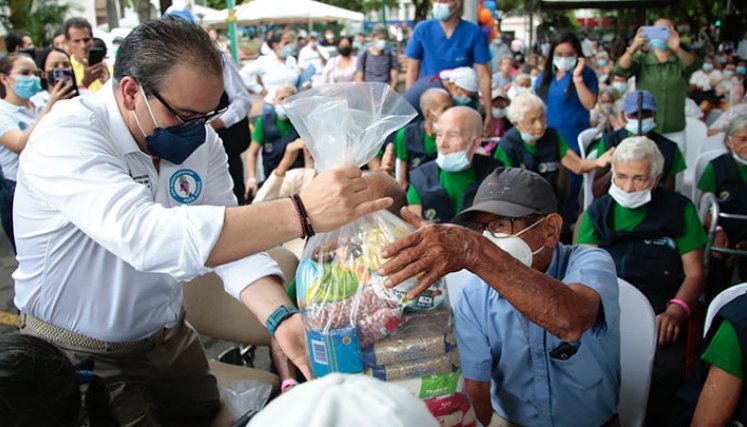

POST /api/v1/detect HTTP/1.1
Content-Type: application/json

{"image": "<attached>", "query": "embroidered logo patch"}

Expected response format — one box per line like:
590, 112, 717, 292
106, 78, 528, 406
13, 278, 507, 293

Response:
169, 169, 202, 204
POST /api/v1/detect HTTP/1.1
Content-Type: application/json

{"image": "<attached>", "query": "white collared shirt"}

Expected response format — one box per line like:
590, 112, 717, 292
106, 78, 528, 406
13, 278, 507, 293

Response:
240, 52, 300, 104
220, 51, 251, 129
0, 99, 41, 181
13, 82, 283, 342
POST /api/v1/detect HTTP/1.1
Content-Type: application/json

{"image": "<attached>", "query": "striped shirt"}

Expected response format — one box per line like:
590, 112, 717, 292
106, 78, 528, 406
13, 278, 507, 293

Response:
356, 48, 400, 84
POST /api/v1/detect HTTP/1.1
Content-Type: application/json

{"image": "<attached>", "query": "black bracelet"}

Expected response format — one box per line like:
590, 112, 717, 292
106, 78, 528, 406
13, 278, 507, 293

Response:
292, 194, 315, 238
288, 196, 307, 239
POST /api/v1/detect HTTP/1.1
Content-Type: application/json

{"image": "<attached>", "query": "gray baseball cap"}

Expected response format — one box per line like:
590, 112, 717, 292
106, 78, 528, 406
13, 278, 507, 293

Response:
453, 167, 558, 224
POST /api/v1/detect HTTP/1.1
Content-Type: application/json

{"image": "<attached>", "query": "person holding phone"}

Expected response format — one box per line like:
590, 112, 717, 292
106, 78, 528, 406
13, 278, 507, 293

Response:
63, 17, 111, 93
32, 47, 85, 109
0, 53, 73, 250
614, 18, 702, 147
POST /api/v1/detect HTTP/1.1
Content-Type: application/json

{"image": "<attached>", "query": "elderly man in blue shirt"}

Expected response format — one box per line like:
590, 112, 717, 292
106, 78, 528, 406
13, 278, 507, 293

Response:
379, 167, 621, 426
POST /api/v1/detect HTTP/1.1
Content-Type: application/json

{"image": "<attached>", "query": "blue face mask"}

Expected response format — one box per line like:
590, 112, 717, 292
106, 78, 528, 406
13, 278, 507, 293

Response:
279, 45, 292, 59
625, 116, 657, 135
275, 104, 288, 121
375, 39, 387, 51
724, 69, 735, 77
518, 125, 538, 143
132, 85, 207, 164
703, 63, 714, 72
649, 39, 669, 51
716, 55, 727, 63
436, 141, 472, 172
736, 66, 746, 75
14, 75, 43, 100
432, 2, 452, 21
453, 94, 471, 106
596, 59, 608, 67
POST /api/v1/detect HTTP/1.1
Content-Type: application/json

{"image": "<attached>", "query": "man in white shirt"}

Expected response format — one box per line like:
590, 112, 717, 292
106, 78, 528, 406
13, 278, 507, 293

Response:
13, 17, 390, 426
736, 30, 747, 60
297, 31, 329, 87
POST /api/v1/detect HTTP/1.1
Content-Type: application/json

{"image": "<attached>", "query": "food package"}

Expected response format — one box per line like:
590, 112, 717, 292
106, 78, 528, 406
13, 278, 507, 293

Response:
284, 83, 448, 377
366, 350, 460, 381
387, 370, 464, 399
424, 393, 478, 427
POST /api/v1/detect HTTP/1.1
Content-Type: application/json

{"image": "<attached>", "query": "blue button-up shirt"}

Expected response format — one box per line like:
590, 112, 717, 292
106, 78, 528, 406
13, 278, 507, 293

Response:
454, 244, 620, 426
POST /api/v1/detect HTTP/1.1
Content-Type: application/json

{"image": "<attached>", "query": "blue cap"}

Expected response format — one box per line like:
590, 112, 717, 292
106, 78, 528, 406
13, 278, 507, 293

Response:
623, 90, 657, 114
164, 4, 195, 22
309, 31, 320, 39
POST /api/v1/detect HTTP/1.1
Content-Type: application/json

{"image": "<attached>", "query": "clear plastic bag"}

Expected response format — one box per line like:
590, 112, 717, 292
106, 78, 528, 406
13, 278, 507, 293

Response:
217, 380, 272, 420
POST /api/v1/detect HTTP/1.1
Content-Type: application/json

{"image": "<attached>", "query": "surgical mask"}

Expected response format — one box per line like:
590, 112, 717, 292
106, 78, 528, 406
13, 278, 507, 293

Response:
453, 93, 471, 105
432, 2, 452, 21
325, 33, 334, 41
649, 39, 669, 51
353, 41, 362, 50
596, 59, 608, 67
494, 38, 503, 45
275, 104, 288, 120
737, 66, 746, 75
436, 142, 472, 172
13, 75, 43, 100
279, 45, 292, 59
482, 217, 546, 267
132, 84, 207, 164
553, 56, 576, 73
612, 82, 628, 93
609, 178, 652, 209
703, 63, 714, 72
625, 116, 656, 135
734, 153, 747, 167
492, 107, 506, 118
515, 86, 529, 95
724, 69, 735, 77
375, 39, 387, 51
716, 55, 726, 63
518, 124, 538, 143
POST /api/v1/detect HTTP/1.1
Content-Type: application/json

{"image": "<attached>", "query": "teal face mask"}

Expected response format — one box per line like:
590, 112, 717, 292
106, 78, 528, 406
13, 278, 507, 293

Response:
649, 39, 669, 51
13, 75, 42, 100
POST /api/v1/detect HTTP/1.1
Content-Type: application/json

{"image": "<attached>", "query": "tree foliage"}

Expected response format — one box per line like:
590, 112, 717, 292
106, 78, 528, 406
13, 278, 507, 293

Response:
0, 0, 70, 46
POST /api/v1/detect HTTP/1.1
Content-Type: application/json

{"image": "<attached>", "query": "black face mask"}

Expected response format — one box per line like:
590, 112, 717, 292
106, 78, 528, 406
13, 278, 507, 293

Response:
338, 47, 352, 57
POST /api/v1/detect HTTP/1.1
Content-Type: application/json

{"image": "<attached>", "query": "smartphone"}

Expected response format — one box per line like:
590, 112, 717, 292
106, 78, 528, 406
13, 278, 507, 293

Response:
641, 26, 670, 40
88, 47, 106, 66
47, 68, 80, 97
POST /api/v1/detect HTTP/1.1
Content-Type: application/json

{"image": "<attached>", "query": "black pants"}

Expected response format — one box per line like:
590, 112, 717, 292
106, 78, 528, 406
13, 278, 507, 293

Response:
0, 178, 16, 252
217, 117, 251, 205
646, 333, 687, 426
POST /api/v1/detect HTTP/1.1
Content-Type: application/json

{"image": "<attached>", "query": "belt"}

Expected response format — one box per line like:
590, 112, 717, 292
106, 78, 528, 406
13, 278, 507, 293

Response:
19, 313, 152, 352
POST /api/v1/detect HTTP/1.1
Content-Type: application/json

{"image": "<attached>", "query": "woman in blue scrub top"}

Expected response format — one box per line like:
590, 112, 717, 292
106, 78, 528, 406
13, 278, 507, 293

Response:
535, 32, 598, 231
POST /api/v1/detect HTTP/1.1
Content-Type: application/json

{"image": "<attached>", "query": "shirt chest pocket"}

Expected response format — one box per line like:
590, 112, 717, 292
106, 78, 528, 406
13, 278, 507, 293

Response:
549, 343, 606, 390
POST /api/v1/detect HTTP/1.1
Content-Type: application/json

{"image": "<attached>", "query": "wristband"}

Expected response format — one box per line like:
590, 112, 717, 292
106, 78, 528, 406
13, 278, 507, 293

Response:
289, 196, 307, 239
265, 305, 299, 338
246, 177, 257, 184
668, 298, 692, 318
281, 379, 299, 392
291, 193, 316, 238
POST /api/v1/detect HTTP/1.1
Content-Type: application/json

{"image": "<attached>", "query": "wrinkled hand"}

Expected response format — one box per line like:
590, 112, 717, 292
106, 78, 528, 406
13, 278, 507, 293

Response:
656, 305, 685, 346
244, 180, 258, 200
711, 228, 729, 260
299, 166, 393, 233
573, 57, 586, 79
273, 314, 311, 380
378, 208, 483, 299
380, 143, 395, 175
631, 28, 648, 52
596, 146, 615, 169
667, 29, 681, 51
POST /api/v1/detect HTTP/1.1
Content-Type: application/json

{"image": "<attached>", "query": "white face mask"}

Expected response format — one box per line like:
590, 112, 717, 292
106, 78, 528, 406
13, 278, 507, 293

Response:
733, 152, 747, 166
625, 116, 656, 135
436, 142, 473, 172
492, 107, 507, 118
612, 82, 628, 93
608, 178, 652, 209
482, 217, 546, 267
553, 56, 577, 73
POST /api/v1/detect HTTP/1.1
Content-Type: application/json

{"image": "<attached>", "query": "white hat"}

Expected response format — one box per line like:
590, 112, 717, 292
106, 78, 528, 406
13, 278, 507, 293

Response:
439, 67, 479, 93
248, 373, 439, 427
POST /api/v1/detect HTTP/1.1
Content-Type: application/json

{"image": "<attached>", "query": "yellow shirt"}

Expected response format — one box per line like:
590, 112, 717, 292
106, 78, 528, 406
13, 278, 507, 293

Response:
71, 55, 113, 94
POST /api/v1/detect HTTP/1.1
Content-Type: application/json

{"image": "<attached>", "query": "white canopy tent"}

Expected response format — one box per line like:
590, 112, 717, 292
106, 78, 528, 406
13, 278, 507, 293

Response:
203, 0, 364, 28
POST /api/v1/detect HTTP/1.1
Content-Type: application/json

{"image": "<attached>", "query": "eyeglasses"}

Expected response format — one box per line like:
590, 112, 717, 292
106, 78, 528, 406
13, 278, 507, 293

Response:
464, 215, 544, 236
149, 90, 228, 125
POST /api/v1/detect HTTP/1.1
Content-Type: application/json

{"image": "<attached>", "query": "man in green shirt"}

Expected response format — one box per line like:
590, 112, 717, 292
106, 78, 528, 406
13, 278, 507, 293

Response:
576, 136, 707, 426
243, 84, 302, 200
407, 106, 500, 223
613, 18, 702, 145
392, 88, 452, 188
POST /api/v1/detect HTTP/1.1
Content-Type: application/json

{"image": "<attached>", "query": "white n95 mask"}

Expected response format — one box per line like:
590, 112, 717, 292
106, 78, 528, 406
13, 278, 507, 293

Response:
482, 217, 545, 266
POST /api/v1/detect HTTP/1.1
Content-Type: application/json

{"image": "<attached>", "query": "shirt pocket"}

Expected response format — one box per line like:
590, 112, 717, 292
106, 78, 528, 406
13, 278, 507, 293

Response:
549, 343, 605, 390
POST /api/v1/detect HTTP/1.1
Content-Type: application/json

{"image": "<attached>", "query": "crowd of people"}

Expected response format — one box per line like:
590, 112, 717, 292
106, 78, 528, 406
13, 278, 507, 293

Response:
1, 0, 747, 425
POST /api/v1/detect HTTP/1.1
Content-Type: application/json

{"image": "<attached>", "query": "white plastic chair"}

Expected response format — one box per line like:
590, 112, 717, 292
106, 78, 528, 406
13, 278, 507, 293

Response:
618, 278, 657, 427
699, 132, 726, 157
582, 150, 599, 211
577, 128, 602, 160
703, 283, 747, 337
681, 118, 709, 197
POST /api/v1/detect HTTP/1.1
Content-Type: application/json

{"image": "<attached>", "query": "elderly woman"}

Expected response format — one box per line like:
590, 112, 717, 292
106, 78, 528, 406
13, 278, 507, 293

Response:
590, 86, 623, 134
698, 115, 747, 293
577, 136, 707, 426
493, 93, 613, 215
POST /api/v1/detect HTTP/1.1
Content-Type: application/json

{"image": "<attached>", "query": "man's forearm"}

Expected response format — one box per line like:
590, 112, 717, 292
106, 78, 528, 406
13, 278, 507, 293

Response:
618, 49, 634, 70
673, 46, 694, 67
477, 64, 493, 122
470, 240, 600, 341
207, 198, 301, 267
465, 380, 492, 426
239, 274, 294, 326
405, 59, 419, 88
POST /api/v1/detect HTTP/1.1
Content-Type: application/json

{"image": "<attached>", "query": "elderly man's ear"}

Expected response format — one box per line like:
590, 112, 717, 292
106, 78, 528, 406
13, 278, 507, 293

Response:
541, 213, 564, 248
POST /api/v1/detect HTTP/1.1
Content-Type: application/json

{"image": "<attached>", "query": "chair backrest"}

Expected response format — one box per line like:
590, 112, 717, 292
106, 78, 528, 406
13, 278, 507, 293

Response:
699, 132, 726, 158
691, 149, 727, 204
617, 278, 657, 427
684, 118, 708, 171
704, 282, 747, 337
577, 128, 602, 160
582, 150, 599, 211
182, 246, 299, 346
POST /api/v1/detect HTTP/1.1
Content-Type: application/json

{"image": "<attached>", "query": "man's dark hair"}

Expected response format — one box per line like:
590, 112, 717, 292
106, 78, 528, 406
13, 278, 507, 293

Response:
63, 17, 93, 39
6, 31, 30, 52
113, 16, 224, 93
